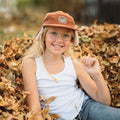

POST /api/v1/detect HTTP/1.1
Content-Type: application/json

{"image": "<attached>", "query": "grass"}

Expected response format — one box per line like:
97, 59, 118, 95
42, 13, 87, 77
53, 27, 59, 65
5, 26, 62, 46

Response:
0, 26, 39, 45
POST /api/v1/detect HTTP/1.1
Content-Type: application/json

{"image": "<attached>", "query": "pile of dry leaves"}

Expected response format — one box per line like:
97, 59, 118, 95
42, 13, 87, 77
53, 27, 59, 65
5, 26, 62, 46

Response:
0, 22, 120, 120
0, 33, 60, 120
74, 21, 120, 108
0, 34, 33, 120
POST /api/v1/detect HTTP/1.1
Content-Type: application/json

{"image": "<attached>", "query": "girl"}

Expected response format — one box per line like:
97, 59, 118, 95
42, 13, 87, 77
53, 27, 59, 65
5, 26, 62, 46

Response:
22, 11, 120, 120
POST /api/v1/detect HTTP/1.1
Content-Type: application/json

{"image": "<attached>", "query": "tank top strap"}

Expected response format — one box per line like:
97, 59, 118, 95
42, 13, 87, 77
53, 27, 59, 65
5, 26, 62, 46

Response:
63, 56, 77, 80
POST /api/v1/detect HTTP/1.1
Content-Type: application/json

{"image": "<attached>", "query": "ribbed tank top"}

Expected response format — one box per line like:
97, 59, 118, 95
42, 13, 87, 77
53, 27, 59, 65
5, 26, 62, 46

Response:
35, 56, 88, 120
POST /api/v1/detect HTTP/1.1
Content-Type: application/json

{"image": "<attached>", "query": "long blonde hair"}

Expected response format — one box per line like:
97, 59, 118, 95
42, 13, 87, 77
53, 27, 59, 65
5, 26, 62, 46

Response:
22, 27, 79, 61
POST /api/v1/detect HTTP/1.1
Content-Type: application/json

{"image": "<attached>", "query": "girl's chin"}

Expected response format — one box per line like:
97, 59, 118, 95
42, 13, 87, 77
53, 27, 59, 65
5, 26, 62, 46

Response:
49, 49, 64, 55
52, 51, 63, 56
51, 48, 63, 55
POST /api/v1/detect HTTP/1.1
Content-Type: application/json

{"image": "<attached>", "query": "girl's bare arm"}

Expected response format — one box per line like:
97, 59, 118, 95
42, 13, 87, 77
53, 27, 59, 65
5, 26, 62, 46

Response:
73, 58, 111, 106
22, 58, 43, 120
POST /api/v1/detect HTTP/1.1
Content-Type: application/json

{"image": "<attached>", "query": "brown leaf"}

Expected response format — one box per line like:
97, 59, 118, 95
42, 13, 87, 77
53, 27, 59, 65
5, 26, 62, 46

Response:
104, 23, 114, 31
50, 113, 60, 119
11, 42, 18, 51
1, 112, 12, 119
5, 47, 13, 56
42, 106, 52, 120
45, 96, 56, 105
0, 82, 5, 90
109, 56, 119, 63
0, 98, 12, 107
41, 94, 46, 102
22, 91, 30, 100
0, 55, 6, 64
116, 102, 120, 107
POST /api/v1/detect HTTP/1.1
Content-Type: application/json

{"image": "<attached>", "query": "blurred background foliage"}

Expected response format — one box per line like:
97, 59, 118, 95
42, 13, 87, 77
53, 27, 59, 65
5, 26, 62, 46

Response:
17, 0, 83, 12
0, 0, 120, 45
16, 0, 84, 23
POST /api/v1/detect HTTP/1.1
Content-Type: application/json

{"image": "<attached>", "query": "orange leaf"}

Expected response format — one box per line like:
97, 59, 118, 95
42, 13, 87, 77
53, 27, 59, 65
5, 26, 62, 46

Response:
41, 95, 46, 102
6, 47, 13, 56
45, 96, 56, 104
50, 113, 60, 119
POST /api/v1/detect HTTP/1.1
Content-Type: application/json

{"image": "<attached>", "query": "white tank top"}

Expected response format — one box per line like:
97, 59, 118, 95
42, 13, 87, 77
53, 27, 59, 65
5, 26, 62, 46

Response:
35, 56, 88, 120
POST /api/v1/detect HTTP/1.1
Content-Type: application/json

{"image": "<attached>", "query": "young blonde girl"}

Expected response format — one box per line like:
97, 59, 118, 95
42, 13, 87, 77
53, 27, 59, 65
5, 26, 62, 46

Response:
22, 11, 120, 120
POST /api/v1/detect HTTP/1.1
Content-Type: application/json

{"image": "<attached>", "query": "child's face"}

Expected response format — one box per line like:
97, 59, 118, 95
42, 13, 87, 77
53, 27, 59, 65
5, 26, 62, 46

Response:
45, 27, 73, 56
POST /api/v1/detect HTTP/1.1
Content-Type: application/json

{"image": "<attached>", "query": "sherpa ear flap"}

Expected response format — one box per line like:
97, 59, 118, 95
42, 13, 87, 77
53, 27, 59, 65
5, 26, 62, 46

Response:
35, 27, 44, 41
74, 31, 79, 46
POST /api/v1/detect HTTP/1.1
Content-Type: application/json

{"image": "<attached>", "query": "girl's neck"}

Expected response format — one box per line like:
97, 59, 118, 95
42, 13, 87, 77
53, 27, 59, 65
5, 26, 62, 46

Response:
42, 53, 64, 65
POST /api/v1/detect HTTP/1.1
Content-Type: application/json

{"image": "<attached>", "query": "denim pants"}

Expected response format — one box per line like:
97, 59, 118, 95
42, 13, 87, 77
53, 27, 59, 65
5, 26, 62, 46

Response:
75, 98, 120, 120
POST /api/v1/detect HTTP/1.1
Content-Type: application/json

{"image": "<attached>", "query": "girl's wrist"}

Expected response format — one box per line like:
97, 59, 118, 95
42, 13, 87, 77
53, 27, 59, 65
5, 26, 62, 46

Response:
89, 70, 101, 76
89, 70, 102, 80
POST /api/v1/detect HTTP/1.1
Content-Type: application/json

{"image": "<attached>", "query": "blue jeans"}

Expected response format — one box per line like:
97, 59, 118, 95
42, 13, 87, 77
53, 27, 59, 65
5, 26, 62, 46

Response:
75, 98, 120, 120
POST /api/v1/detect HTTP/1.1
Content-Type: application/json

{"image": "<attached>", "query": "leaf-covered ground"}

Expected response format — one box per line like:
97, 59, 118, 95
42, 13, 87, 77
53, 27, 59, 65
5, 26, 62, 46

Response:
0, 22, 120, 120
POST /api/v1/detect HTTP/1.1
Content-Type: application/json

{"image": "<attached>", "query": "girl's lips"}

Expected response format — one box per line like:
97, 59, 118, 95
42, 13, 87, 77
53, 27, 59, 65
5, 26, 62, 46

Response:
52, 44, 64, 48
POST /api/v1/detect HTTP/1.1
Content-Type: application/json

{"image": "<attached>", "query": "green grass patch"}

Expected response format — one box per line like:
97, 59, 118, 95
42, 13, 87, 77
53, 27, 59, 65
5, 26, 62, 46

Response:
0, 28, 38, 45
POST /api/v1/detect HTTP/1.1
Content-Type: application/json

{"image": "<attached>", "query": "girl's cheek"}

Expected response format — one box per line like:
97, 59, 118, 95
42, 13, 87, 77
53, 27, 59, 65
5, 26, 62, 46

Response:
46, 36, 54, 42
65, 41, 71, 46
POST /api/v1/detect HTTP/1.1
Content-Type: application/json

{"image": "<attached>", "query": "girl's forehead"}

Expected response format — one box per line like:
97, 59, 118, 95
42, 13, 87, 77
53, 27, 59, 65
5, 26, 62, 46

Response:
47, 27, 73, 33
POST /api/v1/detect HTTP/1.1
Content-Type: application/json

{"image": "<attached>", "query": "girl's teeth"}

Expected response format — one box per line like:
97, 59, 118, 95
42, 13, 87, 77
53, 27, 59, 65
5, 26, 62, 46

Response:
53, 44, 62, 48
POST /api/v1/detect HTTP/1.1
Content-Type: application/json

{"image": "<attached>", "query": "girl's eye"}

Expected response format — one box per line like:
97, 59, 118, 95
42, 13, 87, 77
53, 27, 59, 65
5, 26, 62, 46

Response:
64, 34, 70, 38
51, 32, 57, 36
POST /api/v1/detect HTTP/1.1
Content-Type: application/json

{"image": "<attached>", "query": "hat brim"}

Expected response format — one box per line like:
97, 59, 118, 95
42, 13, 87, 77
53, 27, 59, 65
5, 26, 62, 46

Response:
42, 24, 78, 31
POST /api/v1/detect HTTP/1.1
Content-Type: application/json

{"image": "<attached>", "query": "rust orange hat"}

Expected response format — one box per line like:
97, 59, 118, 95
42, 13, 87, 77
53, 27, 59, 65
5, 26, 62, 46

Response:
42, 11, 77, 31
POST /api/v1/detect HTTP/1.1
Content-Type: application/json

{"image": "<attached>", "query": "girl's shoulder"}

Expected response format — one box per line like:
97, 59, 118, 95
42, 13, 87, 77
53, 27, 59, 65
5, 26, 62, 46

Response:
22, 58, 36, 73
22, 57, 36, 65
71, 58, 84, 76
71, 56, 81, 65
72, 59, 83, 68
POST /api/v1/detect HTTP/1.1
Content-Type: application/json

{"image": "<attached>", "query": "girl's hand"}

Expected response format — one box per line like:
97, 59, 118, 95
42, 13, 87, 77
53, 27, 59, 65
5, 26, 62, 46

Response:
81, 57, 101, 75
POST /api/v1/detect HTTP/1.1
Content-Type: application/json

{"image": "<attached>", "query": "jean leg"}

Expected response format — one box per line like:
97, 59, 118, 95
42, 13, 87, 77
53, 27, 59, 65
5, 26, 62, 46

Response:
74, 98, 120, 120
88, 101, 120, 120
75, 99, 95, 120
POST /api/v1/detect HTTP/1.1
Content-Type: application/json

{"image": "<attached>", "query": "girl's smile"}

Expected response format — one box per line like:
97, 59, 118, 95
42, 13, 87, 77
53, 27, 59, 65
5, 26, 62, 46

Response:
52, 43, 64, 50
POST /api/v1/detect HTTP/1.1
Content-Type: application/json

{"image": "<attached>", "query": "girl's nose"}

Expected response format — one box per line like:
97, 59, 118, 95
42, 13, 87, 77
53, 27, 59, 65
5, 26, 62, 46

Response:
55, 35, 63, 43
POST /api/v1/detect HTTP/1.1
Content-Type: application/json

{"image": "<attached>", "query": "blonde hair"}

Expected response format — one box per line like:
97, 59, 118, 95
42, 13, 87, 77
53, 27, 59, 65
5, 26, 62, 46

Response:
22, 27, 79, 61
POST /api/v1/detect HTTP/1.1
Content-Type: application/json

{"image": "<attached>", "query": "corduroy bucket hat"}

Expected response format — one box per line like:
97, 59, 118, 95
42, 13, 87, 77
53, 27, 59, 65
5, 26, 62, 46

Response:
42, 11, 78, 31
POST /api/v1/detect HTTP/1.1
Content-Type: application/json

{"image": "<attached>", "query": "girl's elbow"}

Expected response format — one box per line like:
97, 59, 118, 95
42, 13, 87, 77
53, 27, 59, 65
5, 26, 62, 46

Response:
96, 96, 111, 106
104, 101, 110, 106
102, 98, 111, 106
105, 95, 111, 106
106, 98, 111, 106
